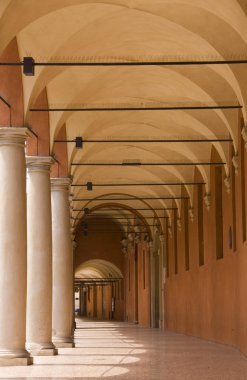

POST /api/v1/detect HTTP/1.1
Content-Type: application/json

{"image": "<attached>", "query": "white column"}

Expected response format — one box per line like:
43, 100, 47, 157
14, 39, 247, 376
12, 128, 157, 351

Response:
0, 128, 32, 366
72, 240, 77, 331
26, 156, 57, 356
51, 178, 74, 347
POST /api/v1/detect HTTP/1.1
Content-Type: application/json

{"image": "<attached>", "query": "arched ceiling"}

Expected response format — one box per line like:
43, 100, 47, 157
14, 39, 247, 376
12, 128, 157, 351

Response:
1, 0, 246, 235
75, 259, 123, 279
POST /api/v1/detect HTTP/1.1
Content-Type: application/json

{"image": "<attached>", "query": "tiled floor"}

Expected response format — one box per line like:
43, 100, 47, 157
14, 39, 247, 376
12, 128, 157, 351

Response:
1, 318, 247, 379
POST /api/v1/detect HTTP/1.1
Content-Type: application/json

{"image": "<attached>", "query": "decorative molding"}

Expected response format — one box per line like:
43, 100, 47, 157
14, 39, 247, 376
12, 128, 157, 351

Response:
232, 155, 239, 175
122, 247, 127, 255
168, 225, 172, 237
241, 125, 247, 150
134, 234, 141, 244
0, 127, 28, 147
121, 238, 128, 248
188, 207, 194, 222
159, 234, 165, 243
177, 218, 182, 231
204, 193, 211, 210
134, 225, 141, 233
51, 177, 71, 192
127, 232, 134, 242
224, 176, 231, 193
26, 156, 54, 173
154, 225, 160, 234
144, 234, 150, 243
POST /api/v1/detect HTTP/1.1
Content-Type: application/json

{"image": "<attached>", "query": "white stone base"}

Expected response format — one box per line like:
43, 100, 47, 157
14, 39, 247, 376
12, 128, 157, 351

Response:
54, 342, 74, 348
0, 357, 33, 366
29, 348, 58, 356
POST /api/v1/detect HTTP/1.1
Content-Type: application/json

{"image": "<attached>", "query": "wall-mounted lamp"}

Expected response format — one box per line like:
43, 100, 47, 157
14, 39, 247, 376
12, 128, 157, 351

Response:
75, 137, 83, 149
23, 57, 35, 76
86, 182, 93, 191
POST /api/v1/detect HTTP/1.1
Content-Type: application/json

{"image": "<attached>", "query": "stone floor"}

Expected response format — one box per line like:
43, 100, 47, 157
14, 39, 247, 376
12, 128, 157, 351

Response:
1, 318, 247, 379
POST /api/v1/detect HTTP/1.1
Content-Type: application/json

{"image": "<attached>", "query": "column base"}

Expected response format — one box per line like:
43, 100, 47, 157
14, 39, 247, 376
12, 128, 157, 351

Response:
29, 348, 58, 356
0, 357, 33, 366
52, 336, 74, 348
54, 342, 74, 348
26, 342, 57, 356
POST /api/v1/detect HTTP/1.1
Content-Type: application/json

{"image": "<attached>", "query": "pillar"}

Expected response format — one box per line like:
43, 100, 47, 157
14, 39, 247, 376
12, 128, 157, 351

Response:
26, 156, 57, 356
0, 128, 32, 366
51, 178, 74, 348
72, 240, 77, 330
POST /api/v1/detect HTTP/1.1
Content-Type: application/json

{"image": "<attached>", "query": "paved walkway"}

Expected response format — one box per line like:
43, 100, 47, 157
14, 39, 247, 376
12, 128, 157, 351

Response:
1, 319, 247, 379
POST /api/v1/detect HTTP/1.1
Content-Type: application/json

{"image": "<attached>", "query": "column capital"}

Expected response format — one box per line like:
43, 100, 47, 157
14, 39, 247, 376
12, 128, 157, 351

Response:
159, 234, 165, 243
72, 241, 77, 250
232, 155, 238, 175
51, 177, 71, 192
26, 156, 54, 173
204, 193, 211, 210
0, 127, 28, 147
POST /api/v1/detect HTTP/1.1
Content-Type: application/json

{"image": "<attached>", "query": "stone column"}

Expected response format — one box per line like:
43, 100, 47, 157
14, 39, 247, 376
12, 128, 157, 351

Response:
72, 240, 77, 330
0, 128, 32, 366
26, 156, 57, 356
51, 178, 74, 348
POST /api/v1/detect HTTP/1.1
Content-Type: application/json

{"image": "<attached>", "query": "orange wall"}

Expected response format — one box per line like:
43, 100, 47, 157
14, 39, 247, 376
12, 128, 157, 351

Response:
125, 240, 151, 327
165, 132, 247, 357
137, 242, 151, 327
0, 38, 24, 127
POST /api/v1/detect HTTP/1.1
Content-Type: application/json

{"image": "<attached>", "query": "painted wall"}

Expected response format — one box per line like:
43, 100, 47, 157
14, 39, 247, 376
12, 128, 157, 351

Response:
125, 240, 151, 327
164, 129, 247, 357
0, 38, 24, 128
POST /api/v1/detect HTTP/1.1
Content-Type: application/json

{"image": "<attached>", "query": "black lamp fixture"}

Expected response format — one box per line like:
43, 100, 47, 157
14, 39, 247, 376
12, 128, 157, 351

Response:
23, 57, 35, 76
84, 208, 90, 214
75, 136, 83, 149
86, 182, 93, 191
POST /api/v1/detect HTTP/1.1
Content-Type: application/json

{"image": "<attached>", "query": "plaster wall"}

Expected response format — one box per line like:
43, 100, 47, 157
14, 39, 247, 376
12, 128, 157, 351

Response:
165, 138, 247, 356
125, 241, 151, 327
